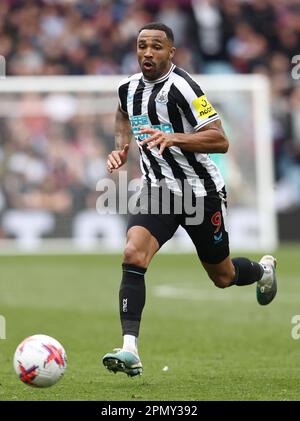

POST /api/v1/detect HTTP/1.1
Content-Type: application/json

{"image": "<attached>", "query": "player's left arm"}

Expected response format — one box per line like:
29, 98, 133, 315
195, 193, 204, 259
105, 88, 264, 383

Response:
139, 119, 229, 155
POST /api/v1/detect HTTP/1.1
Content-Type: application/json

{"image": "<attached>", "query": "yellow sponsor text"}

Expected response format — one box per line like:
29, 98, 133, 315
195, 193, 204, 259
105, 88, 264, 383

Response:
192, 95, 216, 119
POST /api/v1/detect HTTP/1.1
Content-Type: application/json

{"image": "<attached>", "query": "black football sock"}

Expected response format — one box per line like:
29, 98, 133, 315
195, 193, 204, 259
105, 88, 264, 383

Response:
119, 263, 146, 337
231, 257, 264, 286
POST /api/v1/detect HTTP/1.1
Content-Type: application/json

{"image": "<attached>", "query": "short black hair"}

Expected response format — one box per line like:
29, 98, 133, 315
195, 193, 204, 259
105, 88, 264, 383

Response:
138, 22, 174, 44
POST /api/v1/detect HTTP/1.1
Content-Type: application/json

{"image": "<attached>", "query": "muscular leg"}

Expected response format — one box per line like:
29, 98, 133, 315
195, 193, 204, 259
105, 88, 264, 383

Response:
123, 226, 159, 268
202, 255, 235, 288
202, 255, 264, 289
119, 226, 159, 340
103, 225, 169, 377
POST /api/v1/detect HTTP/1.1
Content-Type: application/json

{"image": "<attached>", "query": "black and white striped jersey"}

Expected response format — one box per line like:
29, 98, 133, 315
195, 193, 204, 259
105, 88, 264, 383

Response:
118, 63, 225, 197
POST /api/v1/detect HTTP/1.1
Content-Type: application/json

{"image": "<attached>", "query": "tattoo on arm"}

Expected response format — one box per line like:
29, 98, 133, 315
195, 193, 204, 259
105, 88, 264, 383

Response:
115, 107, 132, 150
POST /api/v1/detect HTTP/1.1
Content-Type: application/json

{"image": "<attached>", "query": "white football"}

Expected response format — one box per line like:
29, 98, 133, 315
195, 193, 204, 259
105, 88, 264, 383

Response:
13, 334, 67, 387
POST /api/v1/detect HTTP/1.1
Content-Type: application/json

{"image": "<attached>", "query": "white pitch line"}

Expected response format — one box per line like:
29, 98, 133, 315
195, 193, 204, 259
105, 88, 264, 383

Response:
153, 285, 252, 302
152, 284, 299, 304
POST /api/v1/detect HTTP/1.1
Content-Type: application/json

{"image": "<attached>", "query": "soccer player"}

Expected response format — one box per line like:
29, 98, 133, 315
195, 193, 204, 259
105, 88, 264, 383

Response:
102, 23, 277, 377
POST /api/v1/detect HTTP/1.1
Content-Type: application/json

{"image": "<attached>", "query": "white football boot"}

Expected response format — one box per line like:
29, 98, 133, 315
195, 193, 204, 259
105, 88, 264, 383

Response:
256, 255, 277, 305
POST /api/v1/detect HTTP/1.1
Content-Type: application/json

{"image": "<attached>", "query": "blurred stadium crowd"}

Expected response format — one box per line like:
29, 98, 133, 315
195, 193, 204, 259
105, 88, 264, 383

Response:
0, 0, 300, 244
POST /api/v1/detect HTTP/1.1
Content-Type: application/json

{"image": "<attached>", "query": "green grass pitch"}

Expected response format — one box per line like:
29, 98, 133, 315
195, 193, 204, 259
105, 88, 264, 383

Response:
0, 245, 299, 401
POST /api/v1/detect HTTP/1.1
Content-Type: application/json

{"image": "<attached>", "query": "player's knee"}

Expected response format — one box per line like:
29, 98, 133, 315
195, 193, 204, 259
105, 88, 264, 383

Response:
123, 244, 148, 268
210, 273, 233, 289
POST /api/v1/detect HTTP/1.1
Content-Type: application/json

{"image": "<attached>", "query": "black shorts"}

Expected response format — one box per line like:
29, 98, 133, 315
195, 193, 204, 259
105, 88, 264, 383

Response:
127, 184, 230, 264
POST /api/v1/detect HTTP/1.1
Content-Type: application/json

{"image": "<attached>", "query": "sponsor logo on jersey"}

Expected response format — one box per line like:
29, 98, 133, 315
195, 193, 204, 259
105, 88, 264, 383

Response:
192, 95, 216, 120
129, 115, 174, 143
127, 93, 134, 103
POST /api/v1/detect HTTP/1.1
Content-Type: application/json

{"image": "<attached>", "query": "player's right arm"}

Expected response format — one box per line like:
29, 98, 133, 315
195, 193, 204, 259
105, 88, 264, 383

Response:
107, 106, 132, 173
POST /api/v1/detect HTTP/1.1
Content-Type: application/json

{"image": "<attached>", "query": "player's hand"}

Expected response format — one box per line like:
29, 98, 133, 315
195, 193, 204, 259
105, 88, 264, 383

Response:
107, 144, 129, 173
139, 128, 174, 155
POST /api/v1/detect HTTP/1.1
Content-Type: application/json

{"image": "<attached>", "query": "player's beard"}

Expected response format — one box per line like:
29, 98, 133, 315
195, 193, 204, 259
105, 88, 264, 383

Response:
141, 59, 170, 81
